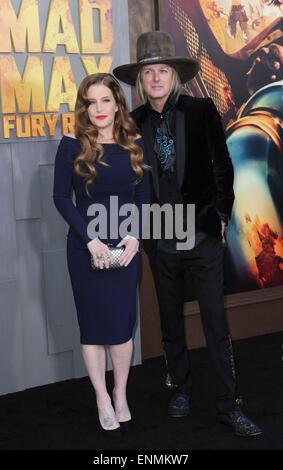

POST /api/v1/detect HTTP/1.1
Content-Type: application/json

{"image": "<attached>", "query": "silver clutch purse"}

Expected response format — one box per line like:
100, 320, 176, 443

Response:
90, 245, 126, 271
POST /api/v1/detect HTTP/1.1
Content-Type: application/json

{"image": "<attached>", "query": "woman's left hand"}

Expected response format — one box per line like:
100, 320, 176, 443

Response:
117, 235, 139, 267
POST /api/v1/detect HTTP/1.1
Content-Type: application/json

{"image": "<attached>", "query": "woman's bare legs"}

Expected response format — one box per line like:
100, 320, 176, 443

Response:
109, 339, 133, 422
81, 344, 120, 430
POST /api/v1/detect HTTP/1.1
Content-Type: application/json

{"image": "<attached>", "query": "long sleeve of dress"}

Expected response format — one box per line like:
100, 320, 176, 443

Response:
53, 137, 92, 245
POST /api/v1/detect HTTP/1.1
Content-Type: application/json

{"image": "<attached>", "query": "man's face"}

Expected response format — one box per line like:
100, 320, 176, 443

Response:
140, 64, 174, 102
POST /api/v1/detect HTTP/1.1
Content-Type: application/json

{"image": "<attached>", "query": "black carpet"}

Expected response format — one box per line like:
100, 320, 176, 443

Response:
0, 333, 282, 450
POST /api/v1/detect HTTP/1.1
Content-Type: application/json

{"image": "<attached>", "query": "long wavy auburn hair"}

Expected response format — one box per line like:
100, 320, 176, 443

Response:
74, 73, 150, 197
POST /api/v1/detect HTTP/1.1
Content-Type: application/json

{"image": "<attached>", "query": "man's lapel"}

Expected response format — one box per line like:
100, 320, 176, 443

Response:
141, 116, 160, 199
140, 96, 190, 197
175, 109, 187, 191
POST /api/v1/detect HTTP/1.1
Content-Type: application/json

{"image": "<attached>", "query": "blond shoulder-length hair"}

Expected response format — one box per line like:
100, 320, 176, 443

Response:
74, 73, 150, 197
136, 65, 182, 104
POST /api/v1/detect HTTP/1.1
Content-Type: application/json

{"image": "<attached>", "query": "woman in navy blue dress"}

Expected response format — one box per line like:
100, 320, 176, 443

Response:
53, 73, 150, 431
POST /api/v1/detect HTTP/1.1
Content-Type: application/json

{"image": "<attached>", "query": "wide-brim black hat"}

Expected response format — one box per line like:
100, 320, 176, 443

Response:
113, 31, 199, 86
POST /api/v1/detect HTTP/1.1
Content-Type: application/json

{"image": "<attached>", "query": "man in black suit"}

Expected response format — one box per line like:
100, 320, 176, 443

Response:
113, 31, 262, 437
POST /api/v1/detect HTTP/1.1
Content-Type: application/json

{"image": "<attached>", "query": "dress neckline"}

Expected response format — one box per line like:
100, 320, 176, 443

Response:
63, 135, 120, 146
63, 135, 143, 146
63, 135, 142, 142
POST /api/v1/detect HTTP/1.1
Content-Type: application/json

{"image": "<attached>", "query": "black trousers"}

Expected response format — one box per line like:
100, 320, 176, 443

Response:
150, 235, 238, 413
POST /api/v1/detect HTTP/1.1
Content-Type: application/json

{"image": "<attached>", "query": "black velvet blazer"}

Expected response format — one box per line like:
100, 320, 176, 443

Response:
131, 95, 235, 255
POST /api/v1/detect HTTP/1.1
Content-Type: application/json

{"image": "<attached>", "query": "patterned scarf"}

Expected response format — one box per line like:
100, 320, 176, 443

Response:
154, 109, 176, 172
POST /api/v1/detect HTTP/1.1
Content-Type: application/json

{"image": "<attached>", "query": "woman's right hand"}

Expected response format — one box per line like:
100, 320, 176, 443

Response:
87, 238, 113, 269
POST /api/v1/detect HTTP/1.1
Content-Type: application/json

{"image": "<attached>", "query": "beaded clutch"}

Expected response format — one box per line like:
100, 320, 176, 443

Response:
90, 245, 126, 271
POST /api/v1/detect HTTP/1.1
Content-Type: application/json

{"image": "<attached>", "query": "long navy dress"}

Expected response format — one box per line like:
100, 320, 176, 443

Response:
53, 136, 150, 345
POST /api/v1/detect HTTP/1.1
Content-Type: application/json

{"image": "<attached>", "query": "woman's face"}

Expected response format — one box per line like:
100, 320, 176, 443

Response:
86, 83, 118, 134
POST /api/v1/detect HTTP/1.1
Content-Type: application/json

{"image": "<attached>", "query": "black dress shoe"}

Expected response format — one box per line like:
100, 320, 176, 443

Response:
219, 410, 263, 437
100, 426, 122, 437
119, 420, 132, 432
168, 392, 190, 418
